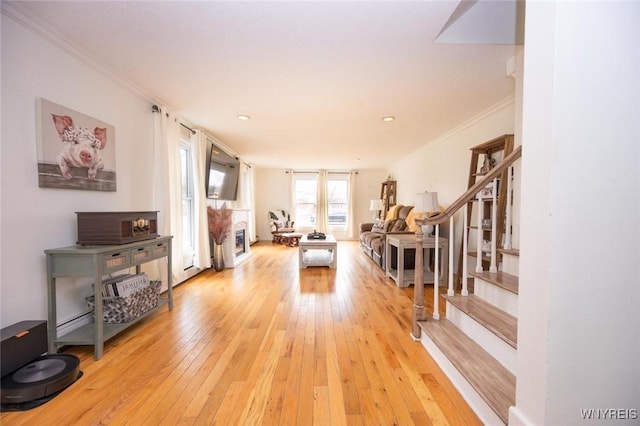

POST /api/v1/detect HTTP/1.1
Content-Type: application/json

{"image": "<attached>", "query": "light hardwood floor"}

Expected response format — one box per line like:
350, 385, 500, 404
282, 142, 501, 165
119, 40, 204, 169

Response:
1, 241, 480, 425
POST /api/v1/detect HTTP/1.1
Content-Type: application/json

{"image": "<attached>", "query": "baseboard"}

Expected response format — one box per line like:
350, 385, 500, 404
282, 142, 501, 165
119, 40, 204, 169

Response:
57, 311, 93, 336
509, 405, 535, 425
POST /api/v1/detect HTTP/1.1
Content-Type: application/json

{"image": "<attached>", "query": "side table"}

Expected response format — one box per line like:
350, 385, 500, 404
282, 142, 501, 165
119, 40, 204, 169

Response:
385, 234, 448, 288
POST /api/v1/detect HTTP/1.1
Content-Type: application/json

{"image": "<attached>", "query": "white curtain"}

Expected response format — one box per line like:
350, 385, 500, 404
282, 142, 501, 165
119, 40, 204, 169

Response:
317, 170, 328, 233
346, 171, 357, 239
193, 130, 211, 268
153, 108, 184, 286
239, 162, 257, 242
289, 170, 296, 224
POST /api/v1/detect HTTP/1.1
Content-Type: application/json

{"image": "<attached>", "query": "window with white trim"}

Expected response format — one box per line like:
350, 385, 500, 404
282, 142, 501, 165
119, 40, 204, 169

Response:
294, 173, 317, 227
327, 175, 348, 225
180, 135, 195, 269
293, 172, 350, 227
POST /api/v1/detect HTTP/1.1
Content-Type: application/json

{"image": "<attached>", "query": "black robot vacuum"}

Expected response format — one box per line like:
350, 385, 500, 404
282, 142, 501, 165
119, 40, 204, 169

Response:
1, 321, 82, 411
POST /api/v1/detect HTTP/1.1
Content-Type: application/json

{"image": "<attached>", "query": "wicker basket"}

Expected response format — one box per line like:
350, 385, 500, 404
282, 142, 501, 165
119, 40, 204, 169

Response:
87, 280, 161, 324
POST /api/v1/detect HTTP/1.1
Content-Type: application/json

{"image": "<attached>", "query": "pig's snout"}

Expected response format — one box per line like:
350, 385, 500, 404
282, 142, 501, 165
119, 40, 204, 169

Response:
79, 149, 93, 164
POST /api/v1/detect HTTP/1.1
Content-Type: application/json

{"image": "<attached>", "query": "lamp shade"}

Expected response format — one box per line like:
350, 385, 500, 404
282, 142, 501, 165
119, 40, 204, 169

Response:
369, 199, 384, 211
415, 192, 439, 213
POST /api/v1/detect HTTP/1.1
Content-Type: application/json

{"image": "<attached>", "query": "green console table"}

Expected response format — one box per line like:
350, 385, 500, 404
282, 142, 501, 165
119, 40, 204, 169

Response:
45, 236, 173, 360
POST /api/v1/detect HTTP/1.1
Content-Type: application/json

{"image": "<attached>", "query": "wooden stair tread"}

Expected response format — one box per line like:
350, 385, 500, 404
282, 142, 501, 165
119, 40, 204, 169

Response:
418, 318, 515, 424
445, 294, 517, 348
498, 248, 520, 257
466, 251, 492, 263
470, 271, 519, 295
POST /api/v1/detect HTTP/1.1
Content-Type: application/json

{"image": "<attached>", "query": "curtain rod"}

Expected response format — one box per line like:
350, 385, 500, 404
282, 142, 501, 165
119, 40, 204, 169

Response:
180, 122, 196, 135
151, 104, 196, 135
286, 171, 357, 174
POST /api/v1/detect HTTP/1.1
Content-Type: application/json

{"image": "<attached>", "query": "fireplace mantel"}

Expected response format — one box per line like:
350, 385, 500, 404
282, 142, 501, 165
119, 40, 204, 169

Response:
221, 209, 252, 268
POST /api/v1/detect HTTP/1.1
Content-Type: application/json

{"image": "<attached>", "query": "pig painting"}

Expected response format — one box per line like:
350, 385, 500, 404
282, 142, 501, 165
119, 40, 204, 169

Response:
37, 98, 116, 191
51, 114, 106, 180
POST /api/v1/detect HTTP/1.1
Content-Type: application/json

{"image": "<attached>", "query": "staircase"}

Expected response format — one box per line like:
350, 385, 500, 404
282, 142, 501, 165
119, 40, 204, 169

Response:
412, 146, 522, 425
418, 251, 519, 424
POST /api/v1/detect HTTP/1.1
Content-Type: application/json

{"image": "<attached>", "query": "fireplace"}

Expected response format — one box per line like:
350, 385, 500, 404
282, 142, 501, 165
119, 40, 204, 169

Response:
235, 229, 246, 257
220, 210, 251, 268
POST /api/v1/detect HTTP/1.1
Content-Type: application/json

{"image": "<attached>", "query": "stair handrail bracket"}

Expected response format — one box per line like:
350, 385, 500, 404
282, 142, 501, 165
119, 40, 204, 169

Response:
411, 145, 522, 338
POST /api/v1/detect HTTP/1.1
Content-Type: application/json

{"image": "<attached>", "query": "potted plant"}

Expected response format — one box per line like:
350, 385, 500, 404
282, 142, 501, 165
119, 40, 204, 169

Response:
207, 203, 233, 271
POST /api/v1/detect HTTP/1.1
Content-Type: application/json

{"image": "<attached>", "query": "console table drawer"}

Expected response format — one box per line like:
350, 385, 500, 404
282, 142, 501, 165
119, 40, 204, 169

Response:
130, 246, 152, 264
101, 250, 131, 273
148, 241, 170, 261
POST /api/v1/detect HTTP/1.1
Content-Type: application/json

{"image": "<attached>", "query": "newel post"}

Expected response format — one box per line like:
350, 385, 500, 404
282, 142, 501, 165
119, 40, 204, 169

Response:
411, 229, 426, 340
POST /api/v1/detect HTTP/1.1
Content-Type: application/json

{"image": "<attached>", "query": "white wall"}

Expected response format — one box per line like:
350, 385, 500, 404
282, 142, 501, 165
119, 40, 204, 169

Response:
514, 1, 640, 424
389, 100, 515, 270
253, 167, 386, 241
1, 16, 157, 327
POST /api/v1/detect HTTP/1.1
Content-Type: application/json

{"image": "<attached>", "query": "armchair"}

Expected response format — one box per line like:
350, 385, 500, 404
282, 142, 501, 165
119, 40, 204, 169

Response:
269, 210, 296, 244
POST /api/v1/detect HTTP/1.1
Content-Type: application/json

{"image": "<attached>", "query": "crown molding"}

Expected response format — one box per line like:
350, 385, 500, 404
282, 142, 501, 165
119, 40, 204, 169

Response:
408, 95, 516, 160
2, 2, 166, 107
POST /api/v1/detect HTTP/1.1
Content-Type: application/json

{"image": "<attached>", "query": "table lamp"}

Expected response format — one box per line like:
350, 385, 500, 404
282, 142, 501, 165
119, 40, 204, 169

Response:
414, 192, 439, 236
369, 199, 384, 220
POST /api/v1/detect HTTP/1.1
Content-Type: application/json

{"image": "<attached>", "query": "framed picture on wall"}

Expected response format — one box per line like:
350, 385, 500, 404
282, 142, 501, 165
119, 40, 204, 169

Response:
36, 98, 116, 191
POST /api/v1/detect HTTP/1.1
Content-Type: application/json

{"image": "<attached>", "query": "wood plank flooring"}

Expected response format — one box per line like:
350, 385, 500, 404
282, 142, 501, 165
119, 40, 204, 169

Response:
1, 241, 480, 425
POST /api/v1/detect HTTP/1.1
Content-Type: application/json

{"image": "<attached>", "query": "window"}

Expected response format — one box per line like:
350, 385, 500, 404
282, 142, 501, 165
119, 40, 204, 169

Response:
328, 177, 348, 225
294, 174, 317, 226
293, 172, 350, 227
180, 138, 195, 269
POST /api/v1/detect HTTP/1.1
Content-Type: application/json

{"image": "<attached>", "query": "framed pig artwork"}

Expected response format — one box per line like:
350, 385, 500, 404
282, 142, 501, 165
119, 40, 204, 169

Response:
36, 98, 116, 191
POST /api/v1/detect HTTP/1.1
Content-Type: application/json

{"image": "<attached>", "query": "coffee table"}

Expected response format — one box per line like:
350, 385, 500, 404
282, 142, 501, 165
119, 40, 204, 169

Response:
298, 234, 337, 268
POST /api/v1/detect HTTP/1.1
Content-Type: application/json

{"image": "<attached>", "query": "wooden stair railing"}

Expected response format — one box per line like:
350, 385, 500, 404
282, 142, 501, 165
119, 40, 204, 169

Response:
411, 145, 522, 340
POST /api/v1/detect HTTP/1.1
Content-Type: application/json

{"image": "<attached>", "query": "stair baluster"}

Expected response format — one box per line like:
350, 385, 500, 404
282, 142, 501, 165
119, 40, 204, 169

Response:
433, 224, 440, 319
476, 195, 484, 273
490, 177, 499, 272
462, 203, 469, 296
448, 216, 455, 297
504, 166, 514, 250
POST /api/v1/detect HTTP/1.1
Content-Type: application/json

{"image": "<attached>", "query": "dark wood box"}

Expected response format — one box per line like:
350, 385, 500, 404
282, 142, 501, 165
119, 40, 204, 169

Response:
1, 320, 47, 376
76, 211, 158, 245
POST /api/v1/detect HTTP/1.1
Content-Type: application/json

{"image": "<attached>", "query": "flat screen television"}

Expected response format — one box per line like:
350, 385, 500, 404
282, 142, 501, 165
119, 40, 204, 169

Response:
205, 141, 240, 201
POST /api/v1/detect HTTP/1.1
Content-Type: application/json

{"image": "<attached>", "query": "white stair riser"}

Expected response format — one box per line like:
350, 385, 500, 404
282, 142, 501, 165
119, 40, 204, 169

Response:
419, 332, 506, 426
474, 279, 519, 317
446, 302, 517, 375
500, 253, 519, 276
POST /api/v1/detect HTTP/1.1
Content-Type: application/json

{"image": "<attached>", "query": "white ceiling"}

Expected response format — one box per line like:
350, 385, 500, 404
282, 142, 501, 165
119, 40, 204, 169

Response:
4, 1, 520, 170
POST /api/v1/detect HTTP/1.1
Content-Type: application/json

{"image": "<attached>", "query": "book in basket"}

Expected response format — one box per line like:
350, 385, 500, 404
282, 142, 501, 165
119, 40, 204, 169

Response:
113, 273, 150, 297
99, 273, 150, 297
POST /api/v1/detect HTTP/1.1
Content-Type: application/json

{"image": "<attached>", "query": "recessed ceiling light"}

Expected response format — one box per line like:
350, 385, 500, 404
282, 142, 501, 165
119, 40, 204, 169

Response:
237, 115, 250, 121
382, 116, 395, 122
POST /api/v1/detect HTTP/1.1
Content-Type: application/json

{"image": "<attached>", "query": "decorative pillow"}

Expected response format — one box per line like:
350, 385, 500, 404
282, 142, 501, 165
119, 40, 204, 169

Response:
406, 209, 426, 233
389, 219, 407, 232
371, 219, 387, 233
385, 204, 401, 221
271, 220, 285, 231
